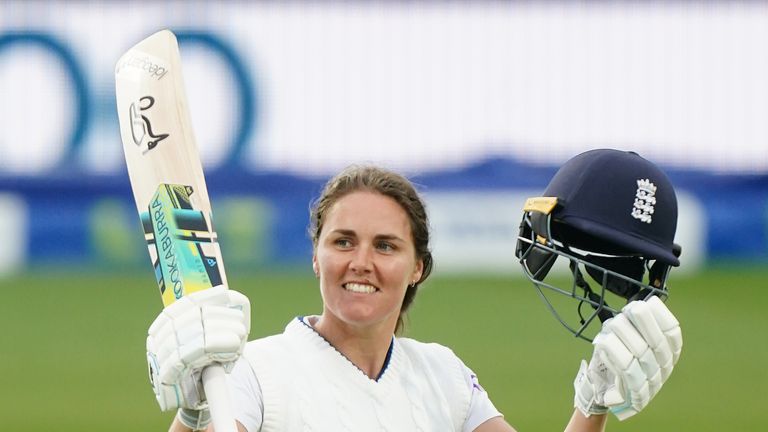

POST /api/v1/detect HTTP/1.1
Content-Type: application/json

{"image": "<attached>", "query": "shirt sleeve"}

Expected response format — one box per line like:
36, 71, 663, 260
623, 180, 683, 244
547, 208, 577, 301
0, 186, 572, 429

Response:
227, 357, 264, 432
461, 364, 503, 432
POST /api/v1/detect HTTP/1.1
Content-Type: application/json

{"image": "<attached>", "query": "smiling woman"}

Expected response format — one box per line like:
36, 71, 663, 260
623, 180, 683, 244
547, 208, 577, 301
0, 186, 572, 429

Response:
312, 191, 424, 349
308, 165, 433, 336
147, 160, 683, 432
158, 165, 516, 431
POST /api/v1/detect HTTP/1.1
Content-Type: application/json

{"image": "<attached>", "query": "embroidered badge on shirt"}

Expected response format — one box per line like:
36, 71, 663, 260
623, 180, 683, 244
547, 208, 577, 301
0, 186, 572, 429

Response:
632, 178, 657, 224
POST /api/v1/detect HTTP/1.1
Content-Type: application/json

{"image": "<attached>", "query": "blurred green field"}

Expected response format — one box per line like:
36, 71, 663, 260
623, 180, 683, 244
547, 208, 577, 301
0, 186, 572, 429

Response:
0, 265, 766, 431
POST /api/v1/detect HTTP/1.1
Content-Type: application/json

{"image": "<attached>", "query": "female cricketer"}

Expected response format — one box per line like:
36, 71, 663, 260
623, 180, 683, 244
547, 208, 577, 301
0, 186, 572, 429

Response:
146, 154, 682, 432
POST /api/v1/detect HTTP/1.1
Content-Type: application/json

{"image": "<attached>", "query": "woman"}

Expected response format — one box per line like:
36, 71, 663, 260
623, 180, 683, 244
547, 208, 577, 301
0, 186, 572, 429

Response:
148, 164, 680, 432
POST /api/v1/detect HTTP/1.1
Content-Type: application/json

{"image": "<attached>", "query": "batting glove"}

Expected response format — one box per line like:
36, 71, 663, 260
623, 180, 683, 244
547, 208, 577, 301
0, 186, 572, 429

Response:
146, 285, 250, 413
574, 296, 682, 420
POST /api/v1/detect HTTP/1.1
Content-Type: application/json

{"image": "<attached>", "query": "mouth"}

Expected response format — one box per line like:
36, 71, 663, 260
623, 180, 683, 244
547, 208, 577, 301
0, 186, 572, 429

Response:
343, 282, 379, 294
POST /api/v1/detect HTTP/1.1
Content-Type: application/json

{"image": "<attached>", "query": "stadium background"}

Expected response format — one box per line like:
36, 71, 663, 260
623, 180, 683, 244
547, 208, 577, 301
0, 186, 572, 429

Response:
1, 1, 766, 430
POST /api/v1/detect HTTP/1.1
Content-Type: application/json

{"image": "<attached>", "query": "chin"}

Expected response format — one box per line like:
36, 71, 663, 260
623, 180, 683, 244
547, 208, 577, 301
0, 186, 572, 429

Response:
336, 308, 396, 330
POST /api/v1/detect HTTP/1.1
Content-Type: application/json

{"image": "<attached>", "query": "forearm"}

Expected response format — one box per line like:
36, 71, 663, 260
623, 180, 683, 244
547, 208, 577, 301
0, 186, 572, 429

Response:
564, 409, 607, 432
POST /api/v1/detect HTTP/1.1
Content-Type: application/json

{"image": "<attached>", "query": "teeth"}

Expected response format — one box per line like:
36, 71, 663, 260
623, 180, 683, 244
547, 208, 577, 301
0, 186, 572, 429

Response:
344, 283, 376, 294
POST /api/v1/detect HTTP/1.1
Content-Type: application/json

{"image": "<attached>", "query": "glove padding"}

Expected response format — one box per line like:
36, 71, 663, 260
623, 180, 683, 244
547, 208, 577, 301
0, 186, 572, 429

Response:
146, 285, 250, 411
574, 296, 682, 420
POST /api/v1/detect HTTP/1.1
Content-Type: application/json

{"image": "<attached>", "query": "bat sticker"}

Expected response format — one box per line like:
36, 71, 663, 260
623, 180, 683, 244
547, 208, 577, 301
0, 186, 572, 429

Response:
129, 95, 169, 154
141, 183, 223, 306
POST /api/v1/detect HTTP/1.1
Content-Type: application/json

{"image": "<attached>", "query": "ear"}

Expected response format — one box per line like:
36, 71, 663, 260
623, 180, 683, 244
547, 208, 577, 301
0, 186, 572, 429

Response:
411, 258, 424, 285
312, 253, 319, 278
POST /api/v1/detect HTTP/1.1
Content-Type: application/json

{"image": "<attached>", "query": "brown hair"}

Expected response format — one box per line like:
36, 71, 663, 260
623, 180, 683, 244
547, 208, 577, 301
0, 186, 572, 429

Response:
309, 165, 433, 334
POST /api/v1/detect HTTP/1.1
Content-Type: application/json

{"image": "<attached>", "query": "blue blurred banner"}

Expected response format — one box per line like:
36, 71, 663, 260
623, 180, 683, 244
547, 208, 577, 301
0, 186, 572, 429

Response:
2, 1, 767, 273
1, 159, 765, 274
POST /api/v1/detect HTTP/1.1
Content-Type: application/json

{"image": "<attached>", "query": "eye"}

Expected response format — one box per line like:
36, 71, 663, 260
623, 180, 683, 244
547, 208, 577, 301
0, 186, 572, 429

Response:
334, 238, 353, 249
375, 241, 395, 253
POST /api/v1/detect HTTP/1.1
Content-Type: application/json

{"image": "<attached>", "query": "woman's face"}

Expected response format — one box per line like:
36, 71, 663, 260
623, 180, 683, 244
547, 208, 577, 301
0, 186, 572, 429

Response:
313, 190, 423, 332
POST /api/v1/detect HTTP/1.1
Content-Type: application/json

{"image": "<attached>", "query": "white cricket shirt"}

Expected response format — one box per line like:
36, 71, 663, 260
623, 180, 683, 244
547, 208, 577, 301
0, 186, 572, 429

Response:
229, 317, 503, 431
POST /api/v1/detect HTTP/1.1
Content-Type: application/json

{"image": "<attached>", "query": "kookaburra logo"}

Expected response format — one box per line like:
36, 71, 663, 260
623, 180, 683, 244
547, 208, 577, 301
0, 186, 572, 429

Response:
129, 96, 169, 154
632, 178, 657, 224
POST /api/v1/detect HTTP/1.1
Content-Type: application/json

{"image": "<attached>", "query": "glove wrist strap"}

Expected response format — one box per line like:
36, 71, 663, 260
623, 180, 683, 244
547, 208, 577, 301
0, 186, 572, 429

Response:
177, 407, 211, 431
574, 360, 609, 417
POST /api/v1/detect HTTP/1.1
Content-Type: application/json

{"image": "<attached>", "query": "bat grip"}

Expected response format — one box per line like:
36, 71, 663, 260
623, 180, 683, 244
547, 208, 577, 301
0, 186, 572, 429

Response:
202, 364, 238, 432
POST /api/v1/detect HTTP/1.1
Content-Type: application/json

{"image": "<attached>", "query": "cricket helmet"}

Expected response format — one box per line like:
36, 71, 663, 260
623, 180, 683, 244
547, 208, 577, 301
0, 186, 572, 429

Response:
515, 149, 681, 341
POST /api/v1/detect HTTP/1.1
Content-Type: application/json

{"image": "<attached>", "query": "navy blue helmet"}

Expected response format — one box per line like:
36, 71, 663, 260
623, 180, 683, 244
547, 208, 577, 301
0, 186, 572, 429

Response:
516, 149, 681, 340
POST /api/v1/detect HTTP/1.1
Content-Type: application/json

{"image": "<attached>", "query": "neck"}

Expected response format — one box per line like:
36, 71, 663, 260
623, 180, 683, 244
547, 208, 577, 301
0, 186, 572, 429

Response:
311, 314, 395, 379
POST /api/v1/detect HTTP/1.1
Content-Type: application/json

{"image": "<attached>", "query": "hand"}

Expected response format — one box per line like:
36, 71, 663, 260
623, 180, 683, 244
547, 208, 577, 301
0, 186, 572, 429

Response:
146, 285, 250, 412
574, 296, 682, 420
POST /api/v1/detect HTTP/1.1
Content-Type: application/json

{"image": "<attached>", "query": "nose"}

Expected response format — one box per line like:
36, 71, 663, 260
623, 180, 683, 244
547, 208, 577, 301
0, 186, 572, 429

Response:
349, 243, 374, 274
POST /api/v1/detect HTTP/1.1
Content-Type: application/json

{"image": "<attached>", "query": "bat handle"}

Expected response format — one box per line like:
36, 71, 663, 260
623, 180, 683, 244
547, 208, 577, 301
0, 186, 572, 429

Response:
202, 364, 238, 432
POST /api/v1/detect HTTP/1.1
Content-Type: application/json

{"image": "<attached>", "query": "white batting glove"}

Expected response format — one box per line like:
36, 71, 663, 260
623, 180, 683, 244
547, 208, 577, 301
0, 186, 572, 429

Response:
574, 296, 682, 420
146, 285, 250, 413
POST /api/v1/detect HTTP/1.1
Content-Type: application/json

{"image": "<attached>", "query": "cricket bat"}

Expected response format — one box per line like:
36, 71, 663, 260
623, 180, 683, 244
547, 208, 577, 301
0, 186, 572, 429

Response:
115, 29, 238, 432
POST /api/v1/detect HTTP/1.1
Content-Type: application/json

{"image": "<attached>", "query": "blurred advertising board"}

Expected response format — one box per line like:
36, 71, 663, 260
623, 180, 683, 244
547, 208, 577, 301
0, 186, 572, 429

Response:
1, 1, 767, 273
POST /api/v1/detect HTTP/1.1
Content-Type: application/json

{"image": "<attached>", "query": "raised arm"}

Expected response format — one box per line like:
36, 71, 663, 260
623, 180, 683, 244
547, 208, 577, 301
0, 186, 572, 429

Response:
570, 296, 682, 426
564, 410, 607, 432
469, 404, 607, 432
145, 287, 250, 431
474, 296, 680, 432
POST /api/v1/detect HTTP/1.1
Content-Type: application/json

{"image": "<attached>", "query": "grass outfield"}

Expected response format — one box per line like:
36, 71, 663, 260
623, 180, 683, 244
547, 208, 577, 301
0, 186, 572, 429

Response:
0, 266, 765, 431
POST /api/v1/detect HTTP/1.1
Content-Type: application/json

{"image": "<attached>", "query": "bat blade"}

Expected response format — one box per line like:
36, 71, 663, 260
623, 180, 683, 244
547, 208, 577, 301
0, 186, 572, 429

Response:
115, 30, 237, 432
115, 29, 227, 306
